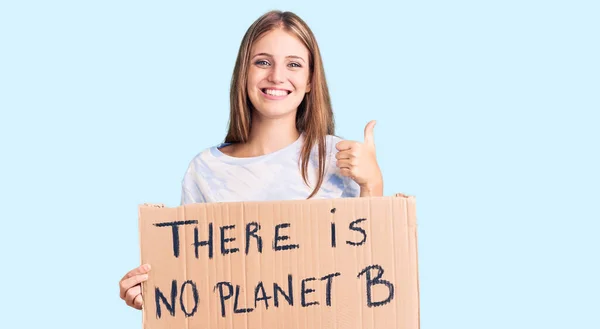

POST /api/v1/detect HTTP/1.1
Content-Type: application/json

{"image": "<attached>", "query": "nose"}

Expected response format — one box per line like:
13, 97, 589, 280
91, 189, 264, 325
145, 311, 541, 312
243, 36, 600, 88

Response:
267, 64, 285, 84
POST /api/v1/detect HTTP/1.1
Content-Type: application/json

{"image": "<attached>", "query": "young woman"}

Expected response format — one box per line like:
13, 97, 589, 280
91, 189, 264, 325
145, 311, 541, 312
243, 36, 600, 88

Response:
119, 10, 384, 310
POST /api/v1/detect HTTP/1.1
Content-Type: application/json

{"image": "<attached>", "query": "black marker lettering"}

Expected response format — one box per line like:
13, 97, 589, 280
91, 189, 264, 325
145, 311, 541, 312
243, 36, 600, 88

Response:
214, 281, 233, 318
234, 285, 254, 314
347, 218, 367, 246
330, 222, 337, 248
301, 277, 319, 307
245, 222, 263, 254
273, 223, 299, 251
154, 220, 198, 258
193, 223, 213, 259
274, 274, 294, 307
180, 280, 199, 317
220, 225, 239, 255
357, 264, 394, 307
155, 280, 177, 318
254, 281, 272, 309
320, 272, 341, 306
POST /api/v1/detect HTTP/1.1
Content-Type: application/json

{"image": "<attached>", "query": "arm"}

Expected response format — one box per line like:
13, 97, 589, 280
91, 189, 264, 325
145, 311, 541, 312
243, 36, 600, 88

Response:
359, 178, 384, 197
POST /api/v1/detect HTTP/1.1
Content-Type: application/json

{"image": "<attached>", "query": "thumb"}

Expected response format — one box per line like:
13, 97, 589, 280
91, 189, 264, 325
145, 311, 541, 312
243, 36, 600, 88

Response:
363, 120, 377, 148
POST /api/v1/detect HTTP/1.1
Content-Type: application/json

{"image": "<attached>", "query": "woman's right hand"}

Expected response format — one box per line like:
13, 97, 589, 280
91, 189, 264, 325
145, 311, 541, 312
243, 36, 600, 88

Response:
119, 264, 151, 310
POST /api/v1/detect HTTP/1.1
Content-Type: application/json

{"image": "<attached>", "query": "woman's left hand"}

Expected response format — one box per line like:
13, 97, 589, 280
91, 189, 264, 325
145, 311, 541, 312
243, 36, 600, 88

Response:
335, 120, 384, 196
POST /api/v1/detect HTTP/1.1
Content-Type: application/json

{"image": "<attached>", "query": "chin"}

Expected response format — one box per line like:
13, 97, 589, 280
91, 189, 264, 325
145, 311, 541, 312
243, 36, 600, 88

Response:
253, 105, 298, 120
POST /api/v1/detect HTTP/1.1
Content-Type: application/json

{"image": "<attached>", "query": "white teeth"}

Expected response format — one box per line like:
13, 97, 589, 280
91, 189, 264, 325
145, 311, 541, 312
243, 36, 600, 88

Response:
264, 89, 288, 96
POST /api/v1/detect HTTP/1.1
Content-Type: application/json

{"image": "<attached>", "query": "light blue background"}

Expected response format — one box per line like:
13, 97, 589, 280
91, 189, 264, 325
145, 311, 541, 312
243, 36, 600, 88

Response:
1, 0, 598, 328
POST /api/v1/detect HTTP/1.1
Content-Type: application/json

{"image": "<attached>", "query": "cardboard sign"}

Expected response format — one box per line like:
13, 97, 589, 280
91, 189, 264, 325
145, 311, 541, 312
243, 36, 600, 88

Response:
138, 194, 419, 329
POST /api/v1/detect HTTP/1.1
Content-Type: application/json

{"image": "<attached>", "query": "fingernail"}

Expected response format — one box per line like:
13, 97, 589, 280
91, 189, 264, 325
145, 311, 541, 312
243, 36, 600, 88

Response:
143, 264, 151, 271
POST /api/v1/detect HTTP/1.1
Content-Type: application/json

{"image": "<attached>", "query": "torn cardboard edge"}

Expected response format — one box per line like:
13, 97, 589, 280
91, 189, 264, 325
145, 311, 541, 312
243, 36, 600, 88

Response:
138, 193, 420, 329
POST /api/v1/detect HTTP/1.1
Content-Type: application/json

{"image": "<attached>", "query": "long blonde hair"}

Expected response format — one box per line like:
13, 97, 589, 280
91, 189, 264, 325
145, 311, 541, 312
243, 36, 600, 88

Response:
225, 10, 334, 199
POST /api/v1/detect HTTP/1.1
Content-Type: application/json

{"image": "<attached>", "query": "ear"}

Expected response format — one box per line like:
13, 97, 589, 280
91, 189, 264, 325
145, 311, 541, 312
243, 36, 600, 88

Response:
305, 80, 312, 93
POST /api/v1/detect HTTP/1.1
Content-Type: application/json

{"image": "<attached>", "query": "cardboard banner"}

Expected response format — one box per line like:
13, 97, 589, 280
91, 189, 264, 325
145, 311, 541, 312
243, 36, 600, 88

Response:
138, 194, 419, 329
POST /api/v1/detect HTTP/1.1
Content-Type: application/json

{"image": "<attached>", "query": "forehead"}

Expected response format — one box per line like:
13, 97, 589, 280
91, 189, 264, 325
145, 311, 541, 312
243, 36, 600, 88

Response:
251, 28, 309, 58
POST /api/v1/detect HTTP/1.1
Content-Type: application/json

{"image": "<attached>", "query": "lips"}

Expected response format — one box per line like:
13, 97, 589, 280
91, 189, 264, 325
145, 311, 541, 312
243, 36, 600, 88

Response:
261, 88, 291, 97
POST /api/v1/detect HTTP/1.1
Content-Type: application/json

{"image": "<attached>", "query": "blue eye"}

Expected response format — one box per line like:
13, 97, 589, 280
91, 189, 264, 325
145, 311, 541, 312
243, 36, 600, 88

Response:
255, 60, 270, 66
289, 62, 301, 68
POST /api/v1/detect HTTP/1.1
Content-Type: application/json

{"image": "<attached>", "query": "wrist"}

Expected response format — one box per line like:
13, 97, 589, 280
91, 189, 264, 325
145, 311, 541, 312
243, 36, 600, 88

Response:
359, 177, 383, 197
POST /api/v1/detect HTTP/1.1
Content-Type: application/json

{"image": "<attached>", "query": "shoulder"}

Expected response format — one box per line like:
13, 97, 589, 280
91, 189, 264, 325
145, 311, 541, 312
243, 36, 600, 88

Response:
303, 134, 344, 166
325, 134, 344, 146
309, 134, 343, 153
183, 144, 221, 174
180, 143, 227, 204
183, 139, 238, 181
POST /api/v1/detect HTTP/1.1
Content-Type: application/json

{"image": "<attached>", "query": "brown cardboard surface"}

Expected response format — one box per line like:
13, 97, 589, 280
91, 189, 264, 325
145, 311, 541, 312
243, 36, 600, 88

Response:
138, 194, 419, 329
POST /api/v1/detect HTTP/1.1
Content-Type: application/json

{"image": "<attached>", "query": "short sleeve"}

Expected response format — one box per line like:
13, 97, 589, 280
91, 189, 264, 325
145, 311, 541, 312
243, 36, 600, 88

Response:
181, 183, 207, 205
180, 162, 208, 205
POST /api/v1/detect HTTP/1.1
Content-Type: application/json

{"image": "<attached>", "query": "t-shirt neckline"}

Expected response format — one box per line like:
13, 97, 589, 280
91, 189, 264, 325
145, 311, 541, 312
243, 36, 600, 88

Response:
210, 133, 304, 165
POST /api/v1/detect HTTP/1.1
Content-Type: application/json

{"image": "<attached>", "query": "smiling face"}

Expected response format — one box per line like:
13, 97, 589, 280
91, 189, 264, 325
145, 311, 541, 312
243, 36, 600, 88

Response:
246, 28, 312, 120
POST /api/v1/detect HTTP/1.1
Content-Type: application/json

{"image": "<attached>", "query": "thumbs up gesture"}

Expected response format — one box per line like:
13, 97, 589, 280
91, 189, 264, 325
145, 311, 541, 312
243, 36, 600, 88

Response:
335, 120, 384, 196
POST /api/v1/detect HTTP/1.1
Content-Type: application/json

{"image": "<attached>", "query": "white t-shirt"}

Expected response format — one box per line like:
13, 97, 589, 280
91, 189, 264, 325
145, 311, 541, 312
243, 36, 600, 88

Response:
180, 134, 361, 204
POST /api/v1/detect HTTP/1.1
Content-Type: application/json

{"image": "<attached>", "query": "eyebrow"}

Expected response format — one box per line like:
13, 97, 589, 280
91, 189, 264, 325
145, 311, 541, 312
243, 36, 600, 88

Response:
251, 52, 306, 63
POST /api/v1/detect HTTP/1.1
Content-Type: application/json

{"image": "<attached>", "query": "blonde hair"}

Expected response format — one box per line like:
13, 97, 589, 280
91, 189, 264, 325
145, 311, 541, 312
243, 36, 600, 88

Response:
225, 10, 334, 199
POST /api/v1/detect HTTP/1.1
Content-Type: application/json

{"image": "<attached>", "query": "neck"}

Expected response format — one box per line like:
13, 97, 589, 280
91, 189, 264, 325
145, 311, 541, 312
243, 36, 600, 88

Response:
244, 112, 300, 156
